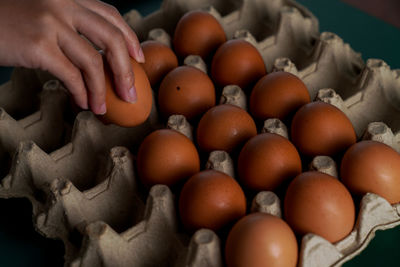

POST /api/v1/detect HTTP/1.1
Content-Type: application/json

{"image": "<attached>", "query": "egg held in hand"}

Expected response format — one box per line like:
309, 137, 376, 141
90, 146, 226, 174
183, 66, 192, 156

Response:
137, 129, 200, 188
100, 58, 153, 127
225, 213, 298, 267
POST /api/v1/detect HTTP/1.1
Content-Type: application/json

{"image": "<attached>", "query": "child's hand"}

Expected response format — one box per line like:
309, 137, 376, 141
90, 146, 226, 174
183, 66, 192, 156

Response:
0, 0, 144, 114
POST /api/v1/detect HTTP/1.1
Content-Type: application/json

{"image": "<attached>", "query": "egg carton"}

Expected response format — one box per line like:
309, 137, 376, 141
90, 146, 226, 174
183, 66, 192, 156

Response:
0, 70, 68, 182
0, 76, 159, 190
0, 82, 235, 266
0, 70, 160, 263
38, 145, 222, 267
125, 0, 399, 137
169, 96, 400, 267
0, 0, 399, 266
246, 105, 400, 267
124, 0, 319, 73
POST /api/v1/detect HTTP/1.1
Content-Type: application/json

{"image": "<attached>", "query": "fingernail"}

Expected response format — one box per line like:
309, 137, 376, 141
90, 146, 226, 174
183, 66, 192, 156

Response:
80, 101, 88, 110
98, 103, 107, 115
137, 48, 145, 63
127, 86, 137, 103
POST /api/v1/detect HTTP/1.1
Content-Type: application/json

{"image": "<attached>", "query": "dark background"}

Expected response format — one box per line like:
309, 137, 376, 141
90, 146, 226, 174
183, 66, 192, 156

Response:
0, 0, 399, 266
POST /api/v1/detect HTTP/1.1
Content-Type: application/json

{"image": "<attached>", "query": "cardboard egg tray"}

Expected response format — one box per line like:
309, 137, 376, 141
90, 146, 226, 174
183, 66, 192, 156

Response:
0, 0, 400, 266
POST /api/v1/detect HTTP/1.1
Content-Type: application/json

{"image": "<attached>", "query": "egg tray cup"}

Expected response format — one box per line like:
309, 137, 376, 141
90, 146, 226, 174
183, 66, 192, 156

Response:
0, 0, 400, 266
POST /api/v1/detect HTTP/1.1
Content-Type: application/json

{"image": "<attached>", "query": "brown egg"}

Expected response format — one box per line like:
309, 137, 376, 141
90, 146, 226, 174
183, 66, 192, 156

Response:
341, 140, 400, 204
196, 104, 257, 153
291, 102, 356, 157
173, 10, 226, 60
284, 171, 355, 243
179, 170, 246, 232
158, 66, 216, 120
141, 40, 178, 87
136, 129, 200, 187
225, 213, 298, 267
250, 71, 310, 122
211, 39, 266, 90
238, 133, 302, 191
101, 58, 153, 127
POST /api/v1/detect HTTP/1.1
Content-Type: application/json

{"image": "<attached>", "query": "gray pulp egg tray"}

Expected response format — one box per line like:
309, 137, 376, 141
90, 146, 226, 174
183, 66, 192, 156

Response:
0, 0, 399, 266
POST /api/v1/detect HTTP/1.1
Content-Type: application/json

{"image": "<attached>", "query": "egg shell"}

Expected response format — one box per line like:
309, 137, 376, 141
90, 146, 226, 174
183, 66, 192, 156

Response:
341, 140, 400, 204
179, 169, 246, 232
291, 101, 357, 157
101, 58, 153, 127
196, 104, 257, 153
250, 71, 310, 122
137, 129, 200, 187
284, 171, 355, 243
238, 133, 302, 191
173, 10, 226, 60
141, 40, 178, 87
211, 39, 267, 90
225, 213, 298, 267
158, 66, 216, 120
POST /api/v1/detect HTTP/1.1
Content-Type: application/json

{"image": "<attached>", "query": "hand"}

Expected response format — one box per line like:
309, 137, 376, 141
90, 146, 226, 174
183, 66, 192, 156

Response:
0, 0, 144, 114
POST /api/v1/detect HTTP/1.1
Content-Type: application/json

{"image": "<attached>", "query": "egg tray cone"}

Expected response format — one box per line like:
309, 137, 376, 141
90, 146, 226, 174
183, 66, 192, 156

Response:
0, 0, 399, 266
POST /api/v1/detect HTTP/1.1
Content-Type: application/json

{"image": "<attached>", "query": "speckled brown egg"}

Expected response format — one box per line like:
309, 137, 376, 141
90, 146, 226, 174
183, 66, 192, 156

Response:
101, 58, 153, 127
341, 140, 400, 204
137, 129, 200, 187
211, 39, 266, 90
141, 40, 178, 87
250, 71, 310, 122
238, 133, 302, 191
196, 104, 257, 153
179, 170, 246, 232
158, 66, 216, 120
225, 213, 298, 267
173, 10, 226, 60
291, 101, 357, 157
284, 171, 355, 243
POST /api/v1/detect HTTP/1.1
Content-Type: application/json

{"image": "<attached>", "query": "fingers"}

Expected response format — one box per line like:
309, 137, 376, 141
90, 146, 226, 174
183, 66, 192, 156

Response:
41, 46, 89, 111
73, 7, 137, 103
58, 25, 107, 114
77, 0, 144, 63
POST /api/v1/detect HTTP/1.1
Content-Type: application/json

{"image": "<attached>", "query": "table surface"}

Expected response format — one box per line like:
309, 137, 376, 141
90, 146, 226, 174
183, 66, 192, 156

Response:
0, 0, 399, 266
